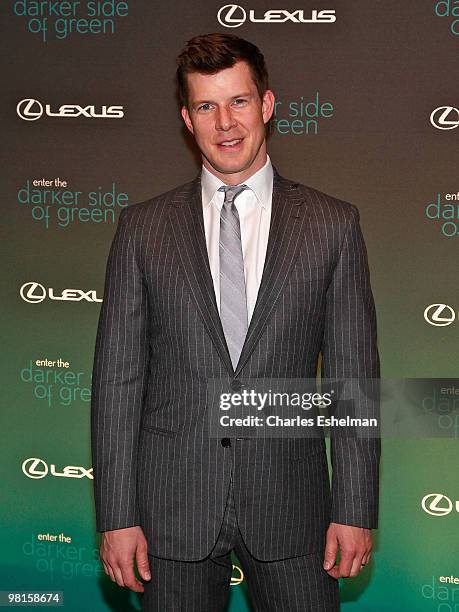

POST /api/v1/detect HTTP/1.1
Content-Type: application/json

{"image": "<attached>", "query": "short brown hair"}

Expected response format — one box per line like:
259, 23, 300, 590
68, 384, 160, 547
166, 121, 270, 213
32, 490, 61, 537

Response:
176, 33, 269, 107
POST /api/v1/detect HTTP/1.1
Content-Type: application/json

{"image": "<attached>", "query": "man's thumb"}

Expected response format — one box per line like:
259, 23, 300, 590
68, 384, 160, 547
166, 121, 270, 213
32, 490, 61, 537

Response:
323, 537, 338, 570
136, 550, 151, 580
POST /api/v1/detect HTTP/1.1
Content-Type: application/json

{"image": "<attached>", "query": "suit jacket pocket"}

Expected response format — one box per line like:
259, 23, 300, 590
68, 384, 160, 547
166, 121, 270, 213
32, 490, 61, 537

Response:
141, 423, 178, 437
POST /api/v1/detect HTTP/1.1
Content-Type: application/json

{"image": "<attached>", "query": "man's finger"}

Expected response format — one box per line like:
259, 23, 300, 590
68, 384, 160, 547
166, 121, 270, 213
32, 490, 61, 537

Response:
335, 549, 355, 578
105, 563, 116, 584
323, 532, 338, 570
349, 552, 366, 577
101, 560, 109, 576
361, 551, 372, 567
136, 545, 151, 581
120, 560, 145, 593
112, 563, 126, 587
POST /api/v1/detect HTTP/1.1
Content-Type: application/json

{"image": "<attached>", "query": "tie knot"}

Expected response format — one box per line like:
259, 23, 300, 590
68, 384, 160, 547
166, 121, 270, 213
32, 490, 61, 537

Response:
218, 184, 248, 204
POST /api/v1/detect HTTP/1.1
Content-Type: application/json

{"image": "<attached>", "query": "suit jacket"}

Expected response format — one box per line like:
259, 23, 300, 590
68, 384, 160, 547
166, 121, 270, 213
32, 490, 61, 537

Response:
90, 167, 380, 562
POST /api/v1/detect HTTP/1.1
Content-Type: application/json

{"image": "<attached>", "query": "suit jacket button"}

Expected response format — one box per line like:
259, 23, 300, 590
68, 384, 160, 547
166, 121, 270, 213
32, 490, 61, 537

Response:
221, 438, 231, 447
231, 379, 242, 391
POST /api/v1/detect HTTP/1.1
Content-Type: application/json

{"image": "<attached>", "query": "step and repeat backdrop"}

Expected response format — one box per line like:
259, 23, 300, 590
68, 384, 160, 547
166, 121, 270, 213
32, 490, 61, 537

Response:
1, 1, 458, 610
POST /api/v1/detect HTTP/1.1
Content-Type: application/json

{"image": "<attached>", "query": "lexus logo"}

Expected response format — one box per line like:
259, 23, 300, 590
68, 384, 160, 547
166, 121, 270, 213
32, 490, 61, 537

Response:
430, 106, 459, 130
20, 282, 47, 303
22, 458, 93, 480
423, 303, 456, 326
217, 5, 336, 27
218, 4, 246, 27
421, 493, 458, 516
17, 98, 124, 121
17, 98, 43, 121
23, 458, 48, 479
20, 282, 102, 303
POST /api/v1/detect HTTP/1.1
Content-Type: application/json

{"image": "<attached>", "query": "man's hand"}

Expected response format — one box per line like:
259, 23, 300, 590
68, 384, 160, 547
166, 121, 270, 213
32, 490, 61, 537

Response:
100, 526, 151, 592
323, 522, 372, 579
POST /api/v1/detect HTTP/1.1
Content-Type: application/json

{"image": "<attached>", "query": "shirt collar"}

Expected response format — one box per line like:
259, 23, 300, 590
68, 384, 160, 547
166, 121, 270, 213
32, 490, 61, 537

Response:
201, 154, 273, 210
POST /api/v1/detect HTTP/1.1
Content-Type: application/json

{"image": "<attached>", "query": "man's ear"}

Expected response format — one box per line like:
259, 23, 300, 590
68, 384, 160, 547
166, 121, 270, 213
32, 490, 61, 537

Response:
181, 106, 194, 135
261, 90, 275, 124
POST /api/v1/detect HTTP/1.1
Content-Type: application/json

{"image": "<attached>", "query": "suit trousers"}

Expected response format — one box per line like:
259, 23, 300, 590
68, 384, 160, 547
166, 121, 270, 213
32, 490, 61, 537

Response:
141, 474, 340, 611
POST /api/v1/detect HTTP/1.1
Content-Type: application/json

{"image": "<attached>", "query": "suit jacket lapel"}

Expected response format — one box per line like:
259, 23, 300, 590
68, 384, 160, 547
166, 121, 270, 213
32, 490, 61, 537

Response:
168, 175, 235, 375
233, 168, 310, 376
168, 168, 311, 378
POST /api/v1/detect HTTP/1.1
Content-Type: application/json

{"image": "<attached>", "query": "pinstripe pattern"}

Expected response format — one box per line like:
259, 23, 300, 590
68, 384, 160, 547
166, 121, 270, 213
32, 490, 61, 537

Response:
90, 167, 380, 563
141, 475, 339, 611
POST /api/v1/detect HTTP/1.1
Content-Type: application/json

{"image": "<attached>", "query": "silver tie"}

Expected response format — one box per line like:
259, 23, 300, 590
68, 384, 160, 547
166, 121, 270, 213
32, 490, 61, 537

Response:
218, 184, 248, 370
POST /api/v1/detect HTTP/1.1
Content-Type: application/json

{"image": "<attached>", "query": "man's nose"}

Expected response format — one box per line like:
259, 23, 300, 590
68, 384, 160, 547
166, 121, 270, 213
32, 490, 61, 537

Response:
215, 107, 237, 131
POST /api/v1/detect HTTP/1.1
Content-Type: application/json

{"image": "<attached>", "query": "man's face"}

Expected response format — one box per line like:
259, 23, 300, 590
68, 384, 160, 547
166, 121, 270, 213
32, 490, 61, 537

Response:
181, 60, 275, 184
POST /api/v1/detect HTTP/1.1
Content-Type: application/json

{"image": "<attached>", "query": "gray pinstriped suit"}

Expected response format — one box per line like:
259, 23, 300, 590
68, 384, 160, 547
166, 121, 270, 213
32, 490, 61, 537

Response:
90, 167, 380, 565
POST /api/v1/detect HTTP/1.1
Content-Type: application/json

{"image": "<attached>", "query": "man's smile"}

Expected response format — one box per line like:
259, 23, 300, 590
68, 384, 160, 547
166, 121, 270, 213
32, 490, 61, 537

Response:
216, 137, 244, 150
218, 138, 243, 147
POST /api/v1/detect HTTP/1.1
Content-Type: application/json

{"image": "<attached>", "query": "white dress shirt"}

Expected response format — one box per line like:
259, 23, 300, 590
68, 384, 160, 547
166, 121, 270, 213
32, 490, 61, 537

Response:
201, 155, 273, 325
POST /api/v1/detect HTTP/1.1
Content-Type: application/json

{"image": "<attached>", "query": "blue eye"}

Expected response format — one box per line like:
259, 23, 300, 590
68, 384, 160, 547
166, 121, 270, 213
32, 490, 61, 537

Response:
198, 103, 212, 112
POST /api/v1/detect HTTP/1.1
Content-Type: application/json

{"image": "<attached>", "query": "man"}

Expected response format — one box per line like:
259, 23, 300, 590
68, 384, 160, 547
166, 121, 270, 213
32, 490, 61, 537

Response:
91, 33, 380, 611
